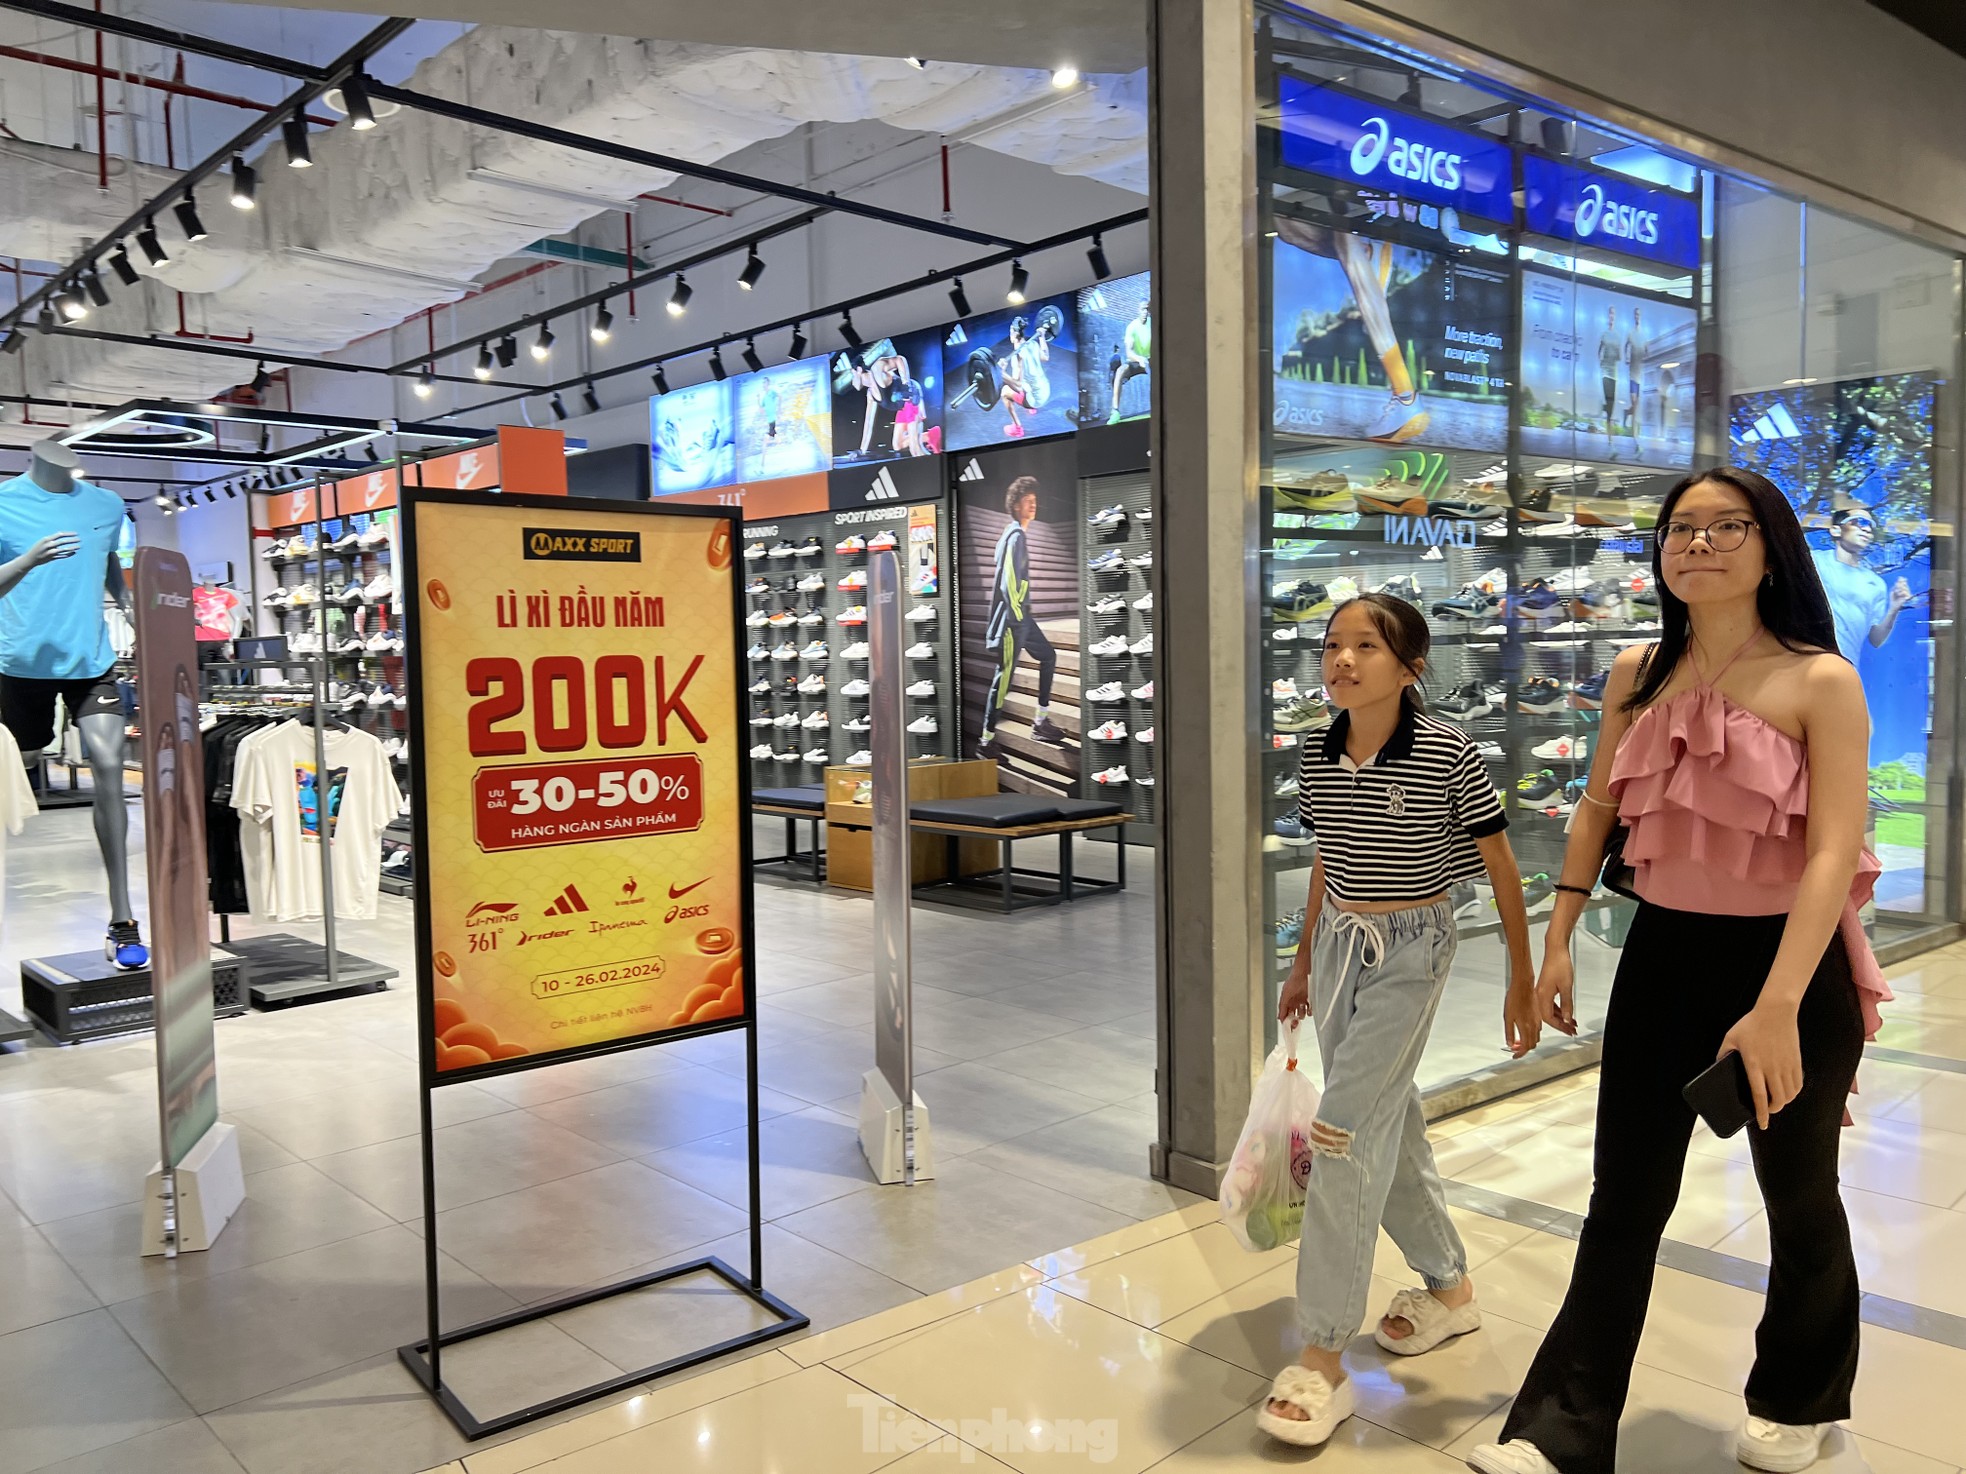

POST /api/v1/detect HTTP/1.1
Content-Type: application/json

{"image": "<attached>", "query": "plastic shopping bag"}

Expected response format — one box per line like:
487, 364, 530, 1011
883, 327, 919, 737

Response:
1218, 1022, 1321, 1252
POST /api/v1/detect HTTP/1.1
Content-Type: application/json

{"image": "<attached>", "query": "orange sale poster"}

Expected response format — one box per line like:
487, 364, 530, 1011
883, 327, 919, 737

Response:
406, 494, 746, 1078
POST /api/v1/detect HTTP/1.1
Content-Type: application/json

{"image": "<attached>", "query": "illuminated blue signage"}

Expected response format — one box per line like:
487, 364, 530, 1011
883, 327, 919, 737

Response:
1275, 75, 1514, 224
1522, 154, 1701, 271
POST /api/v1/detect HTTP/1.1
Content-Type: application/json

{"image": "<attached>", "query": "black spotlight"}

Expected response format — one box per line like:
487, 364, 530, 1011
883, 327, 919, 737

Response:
250, 361, 271, 394
340, 72, 377, 130
81, 270, 111, 308
652, 362, 670, 395
1, 332, 21, 357
203, 488, 217, 503
36, 304, 56, 333
135, 217, 169, 265
495, 335, 518, 368
229, 154, 257, 210
708, 345, 727, 381
173, 193, 208, 241
590, 305, 614, 343
666, 274, 692, 317
737, 244, 765, 291
741, 338, 763, 374
550, 393, 568, 421
364, 443, 380, 463
1087, 232, 1110, 281
1006, 259, 1029, 304
949, 277, 971, 318
54, 284, 87, 321
474, 343, 494, 380
581, 382, 601, 414
531, 323, 555, 361
414, 366, 435, 398
282, 114, 313, 168
787, 322, 808, 360
224, 483, 238, 499
257, 426, 270, 452
108, 246, 140, 286
839, 311, 863, 349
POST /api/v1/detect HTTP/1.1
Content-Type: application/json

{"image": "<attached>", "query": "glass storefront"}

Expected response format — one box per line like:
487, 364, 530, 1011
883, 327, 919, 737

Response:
1250, 3, 1961, 1100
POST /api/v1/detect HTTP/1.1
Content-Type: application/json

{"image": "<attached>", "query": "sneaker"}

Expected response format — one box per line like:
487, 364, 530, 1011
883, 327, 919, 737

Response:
1093, 765, 1130, 785
767, 541, 797, 559
744, 542, 769, 561
749, 713, 775, 728
905, 605, 937, 622
796, 573, 827, 593
1090, 595, 1127, 615
362, 574, 394, 603
1570, 670, 1609, 709
841, 678, 871, 697
771, 643, 800, 661
1531, 733, 1588, 761
1466, 1439, 1561, 1474
1273, 773, 1300, 798
794, 536, 823, 558
838, 570, 869, 591
1091, 720, 1129, 741
1133, 592, 1154, 611
1475, 741, 1504, 761
841, 642, 871, 660
845, 750, 873, 767
1128, 634, 1153, 655
1137, 772, 1157, 786
1275, 696, 1329, 733
774, 749, 800, 763
1128, 551, 1153, 568
906, 714, 939, 734
1273, 816, 1313, 847
1087, 682, 1126, 703
748, 742, 774, 759
1087, 549, 1125, 573
106, 919, 149, 970
835, 534, 867, 555
289, 582, 320, 607
1274, 910, 1306, 956
1136, 726, 1154, 744
1542, 619, 1593, 635
799, 641, 828, 661
745, 610, 772, 628
747, 642, 770, 661
365, 629, 397, 652
904, 642, 934, 659
1437, 682, 1492, 721
1087, 504, 1127, 528
796, 607, 826, 627
1517, 769, 1562, 803
1272, 627, 1298, 643
1511, 579, 1562, 616
1090, 635, 1131, 656
801, 747, 830, 763
1517, 678, 1566, 713
1450, 881, 1484, 919
263, 589, 292, 611
1271, 678, 1300, 703
904, 679, 936, 697
1736, 1418, 1830, 1474
1031, 715, 1069, 745
801, 710, 830, 729
1131, 681, 1154, 700
843, 714, 872, 732
867, 530, 899, 552
797, 674, 827, 695
1431, 588, 1498, 619
836, 607, 867, 626
1373, 574, 1424, 604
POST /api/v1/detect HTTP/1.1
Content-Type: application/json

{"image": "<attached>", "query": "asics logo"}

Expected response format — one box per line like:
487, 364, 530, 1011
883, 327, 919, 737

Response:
1575, 183, 1659, 246
1349, 116, 1463, 190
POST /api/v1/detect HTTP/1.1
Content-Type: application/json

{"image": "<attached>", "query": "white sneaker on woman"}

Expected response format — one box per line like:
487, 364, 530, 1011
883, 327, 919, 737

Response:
1736, 1418, 1830, 1472
1467, 1439, 1560, 1474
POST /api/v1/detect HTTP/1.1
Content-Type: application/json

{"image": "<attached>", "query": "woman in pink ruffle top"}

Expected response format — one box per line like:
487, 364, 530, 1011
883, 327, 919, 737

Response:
1470, 468, 1885, 1474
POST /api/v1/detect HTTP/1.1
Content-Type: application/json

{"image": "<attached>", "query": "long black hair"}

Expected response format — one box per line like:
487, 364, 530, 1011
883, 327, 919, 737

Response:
1623, 465, 1838, 712
1328, 592, 1431, 711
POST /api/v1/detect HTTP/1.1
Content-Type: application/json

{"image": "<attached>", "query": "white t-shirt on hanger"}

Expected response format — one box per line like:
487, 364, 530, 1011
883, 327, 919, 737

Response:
232, 721, 400, 921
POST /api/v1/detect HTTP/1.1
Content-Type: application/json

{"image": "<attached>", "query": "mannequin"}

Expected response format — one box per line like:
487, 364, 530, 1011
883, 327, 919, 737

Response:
0, 439, 146, 968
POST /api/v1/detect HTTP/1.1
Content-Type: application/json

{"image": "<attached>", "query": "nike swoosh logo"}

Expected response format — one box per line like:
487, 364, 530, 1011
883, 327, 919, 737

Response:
668, 878, 710, 899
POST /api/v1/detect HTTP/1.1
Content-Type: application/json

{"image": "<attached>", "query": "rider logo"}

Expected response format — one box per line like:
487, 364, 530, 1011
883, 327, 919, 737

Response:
865, 466, 900, 502
958, 458, 985, 482
1348, 116, 1463, 191
1574, 183, 1659, 246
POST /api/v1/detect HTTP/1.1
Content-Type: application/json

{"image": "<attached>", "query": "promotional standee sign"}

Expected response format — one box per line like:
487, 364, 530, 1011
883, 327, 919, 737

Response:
652, 379, 736, 494
831, 329, 945, 466
942, 292, 1081, 451
136, 548, 218, 1166
734, 356, 832, 483
1519, 269, 1696, 469
408, 494, 747, 1077
1078, 271, 1152, 427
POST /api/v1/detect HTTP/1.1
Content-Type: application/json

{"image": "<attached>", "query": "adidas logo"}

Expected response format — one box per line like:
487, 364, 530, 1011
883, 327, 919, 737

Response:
544, 884, 589, 916
865, 466, 900, 502
958, 458, 985, 482
946, 324, 968, 347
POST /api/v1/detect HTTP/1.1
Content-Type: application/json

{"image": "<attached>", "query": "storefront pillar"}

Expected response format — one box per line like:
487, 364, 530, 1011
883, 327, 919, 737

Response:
1147, 0, 1264, 1196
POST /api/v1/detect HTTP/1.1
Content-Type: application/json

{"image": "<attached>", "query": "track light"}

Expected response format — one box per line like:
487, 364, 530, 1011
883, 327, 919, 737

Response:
35, 305, 55, 333
203, 488, 217, 503
364, 444, 380, 463
474, 343, 494, 380
1006, 260, 1029, 305
250, 361, 271, 394
136, 218, 169, 265
282, 114, 313, 167
550, 393, 568, 421
340, 72, 377, 130
108, 247, 140, 286
741, 338, 763, 374
667, 275, 692, 317
839, 311, 862, 348
788, 322, 808, 360
708, 345, 727, 381
229, 154, 257, 209
257, 426, 270, 452
590, 305, 613, 343
581, 382, 600, 414
949, 277, 971, 318
737, 244, 765, 291
531, 323, 554, 361
224, 483, 238, 499
1087, 233, 1110, 281
174, 193, 207, 241
495, 335, 518, 368
81, 270, 111, 309
1051, 65, 1080, 89
1, 332, 19, 357
414, 366, 434, 398
153, 492, 169, 509
54, 285, 87, 321
652, 363, 670, 394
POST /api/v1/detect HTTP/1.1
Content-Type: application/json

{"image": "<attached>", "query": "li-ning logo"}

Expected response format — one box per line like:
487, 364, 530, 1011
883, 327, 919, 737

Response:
1349, 116, 1463, 190
958, 458, 985, 482
865, 466, 900, 502
1574, 183, 1660, 246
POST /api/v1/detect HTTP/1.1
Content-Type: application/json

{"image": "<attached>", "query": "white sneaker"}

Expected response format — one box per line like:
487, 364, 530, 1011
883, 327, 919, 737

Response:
1086, 682, 1126, 703
1531, 734, 1588, 761
801, 747, 829, 764
797, 573, 827, 592
1271, 678, 1300, 702
1131, 681, 1154, 700
1128, 634, 1153, 655
843, 715, 872, 732
1136, 726, 1153, 744
797, 675, 827, 695
1089, 636, 1130, 656
906, 715, 938, 734
904, 679, 936, 697
773, 713, 801, 728
1466, 1440, 1560, 1474
748, 743, 774, 759
845, 749, 872, 767
841, 642, 870, 661
1091, 721, 1128, 740
1093, 766, 1130, 785
1255, 1368, 1355, 1448
905, 604, 937, 622
841, 679, 871, 697
1089, 595, 1126, 614
1133, 592, 1154, 611
801, 711, 829, 729
1736, 1418, 1831, 1474
903, 642, 934, 659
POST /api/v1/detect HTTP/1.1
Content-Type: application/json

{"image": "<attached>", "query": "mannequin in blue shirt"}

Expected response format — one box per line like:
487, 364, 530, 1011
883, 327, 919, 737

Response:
0, 440, 145, 968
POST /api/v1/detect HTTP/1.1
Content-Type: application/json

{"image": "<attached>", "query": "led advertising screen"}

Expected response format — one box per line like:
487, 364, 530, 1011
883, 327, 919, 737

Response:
1730, 373, 1937, 909
831, 328, 944, 466
1078, 271, 1152, 427
650, 379, 735, 494
942, 291, 1080, 451
733, 356, 832, 482
1519, 269, 1695, 469
1270, 220, 1510, 452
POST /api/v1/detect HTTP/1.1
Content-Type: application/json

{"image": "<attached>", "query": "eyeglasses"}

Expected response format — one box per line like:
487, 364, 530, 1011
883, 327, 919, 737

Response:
1657, 517, 1758, 554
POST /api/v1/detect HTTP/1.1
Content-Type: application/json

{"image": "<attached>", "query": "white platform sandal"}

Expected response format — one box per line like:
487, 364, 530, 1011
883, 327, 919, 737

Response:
1255, 1364, 1355, 1446
1373, 1284, 1482, 1355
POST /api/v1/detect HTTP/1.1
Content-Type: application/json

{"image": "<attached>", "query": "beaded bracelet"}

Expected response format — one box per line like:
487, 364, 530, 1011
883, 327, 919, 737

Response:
1552, 883, 1594, 898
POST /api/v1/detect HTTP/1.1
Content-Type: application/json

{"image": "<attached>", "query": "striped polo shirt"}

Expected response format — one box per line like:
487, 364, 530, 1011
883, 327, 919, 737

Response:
1296, 703, 1508, 904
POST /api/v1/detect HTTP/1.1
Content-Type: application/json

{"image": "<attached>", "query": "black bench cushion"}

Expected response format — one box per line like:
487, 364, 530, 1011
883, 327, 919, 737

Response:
753, 786, 825, 811
1048, 797, 1126, 820
909, 795, 1063, 828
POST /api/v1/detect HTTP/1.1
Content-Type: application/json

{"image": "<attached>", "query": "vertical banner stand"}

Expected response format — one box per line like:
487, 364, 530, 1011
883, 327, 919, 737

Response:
858, 548, 935, 1184
392, 490, 805, 1440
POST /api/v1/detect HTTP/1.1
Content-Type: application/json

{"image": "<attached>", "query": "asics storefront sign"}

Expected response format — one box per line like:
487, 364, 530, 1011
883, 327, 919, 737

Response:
1522, 155, 1699, 271
1276, 75, 1512, 222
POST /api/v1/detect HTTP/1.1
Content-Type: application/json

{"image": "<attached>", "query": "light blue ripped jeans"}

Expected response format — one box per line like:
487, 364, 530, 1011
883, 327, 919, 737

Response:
1295, 898, 1468, 1351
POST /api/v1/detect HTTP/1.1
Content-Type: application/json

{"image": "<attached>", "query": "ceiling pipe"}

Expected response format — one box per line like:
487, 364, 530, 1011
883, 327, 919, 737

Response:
0, 45, 338, 127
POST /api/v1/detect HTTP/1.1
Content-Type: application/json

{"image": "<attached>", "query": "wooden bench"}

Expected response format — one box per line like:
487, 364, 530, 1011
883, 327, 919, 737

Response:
750, 785, 826, 884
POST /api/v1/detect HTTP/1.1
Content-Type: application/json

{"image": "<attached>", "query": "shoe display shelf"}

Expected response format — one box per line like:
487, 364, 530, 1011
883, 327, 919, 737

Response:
741, 507, 953, 787
1078, 470, 1156, 831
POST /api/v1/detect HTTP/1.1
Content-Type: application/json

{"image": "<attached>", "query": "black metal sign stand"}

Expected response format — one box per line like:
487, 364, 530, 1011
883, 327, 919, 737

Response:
392, 489, 805, 1440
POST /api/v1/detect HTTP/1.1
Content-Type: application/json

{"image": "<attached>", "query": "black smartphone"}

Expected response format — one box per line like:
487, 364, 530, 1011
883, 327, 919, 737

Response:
1683, 1051, 1756, 1138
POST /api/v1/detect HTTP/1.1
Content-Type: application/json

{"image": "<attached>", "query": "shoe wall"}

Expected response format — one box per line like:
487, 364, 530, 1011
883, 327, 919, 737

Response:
1080, 470, 1156, 822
